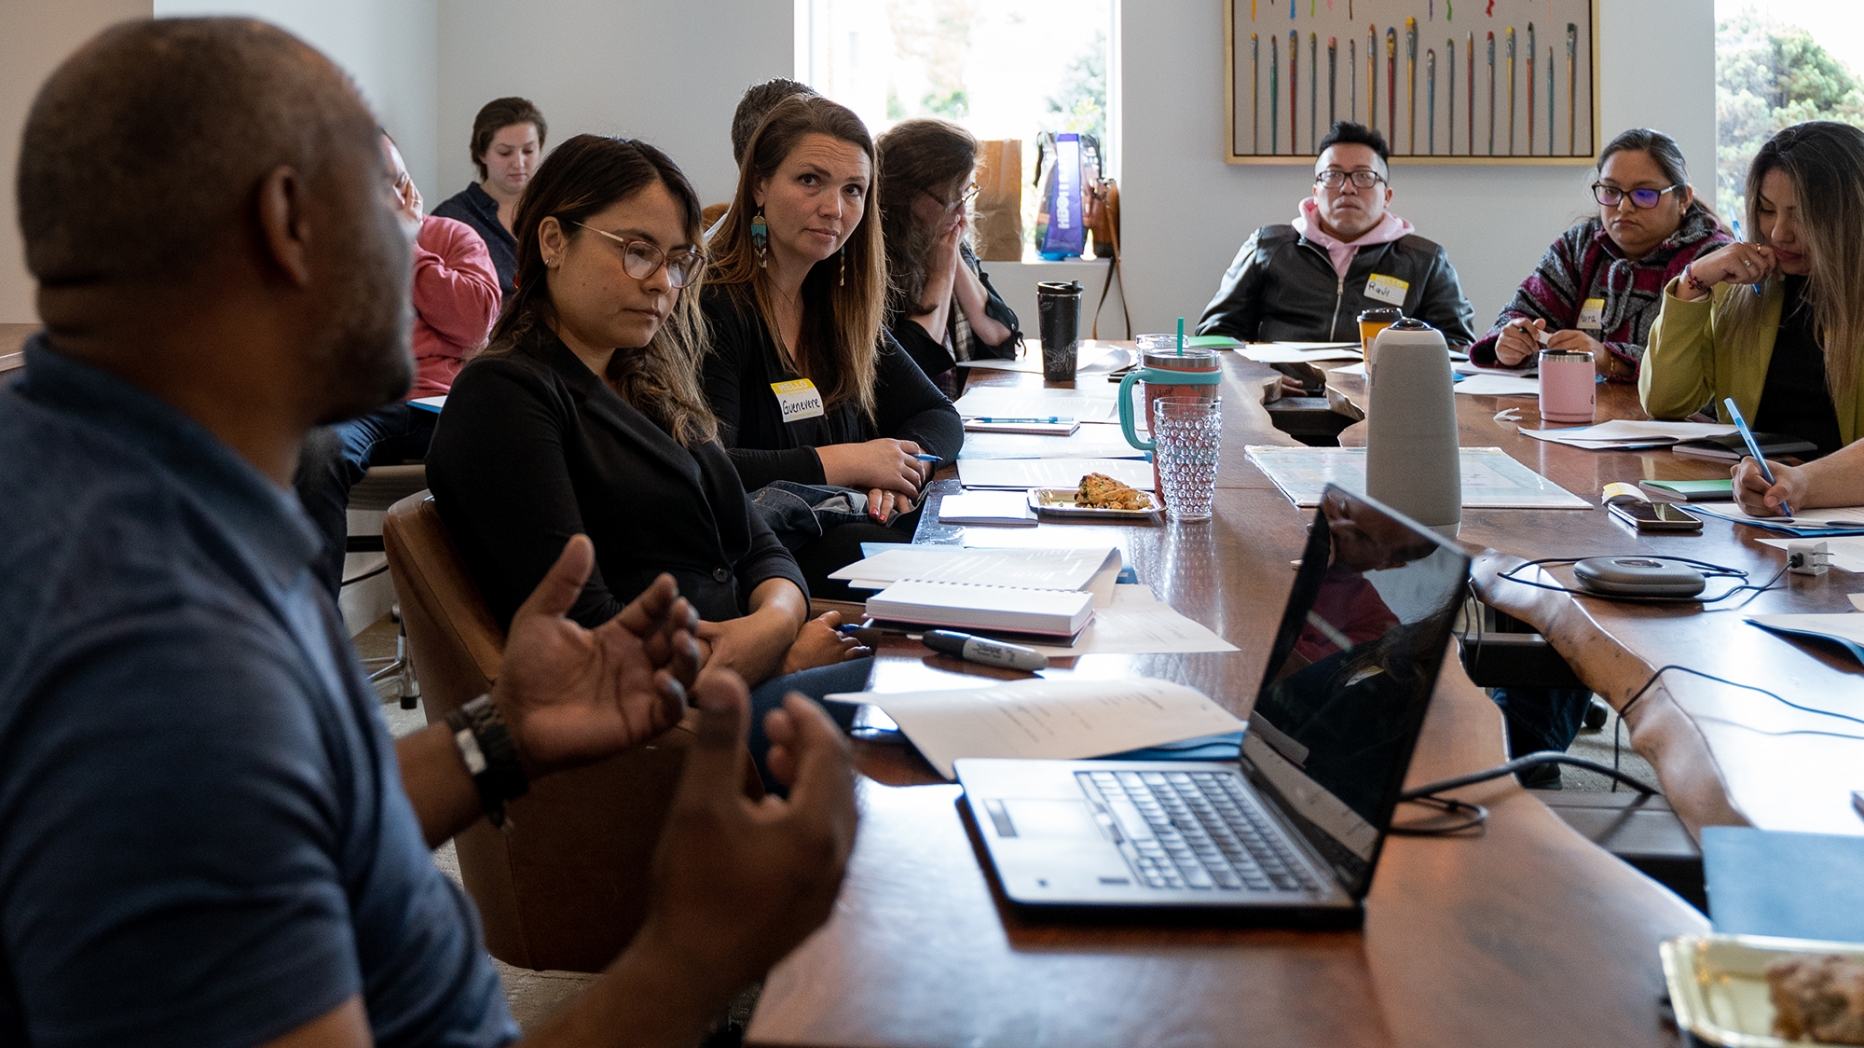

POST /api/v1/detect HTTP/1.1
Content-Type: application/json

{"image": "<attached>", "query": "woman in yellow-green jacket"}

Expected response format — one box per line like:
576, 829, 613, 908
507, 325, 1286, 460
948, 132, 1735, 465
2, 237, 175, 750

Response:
1641, 121, 1864, 453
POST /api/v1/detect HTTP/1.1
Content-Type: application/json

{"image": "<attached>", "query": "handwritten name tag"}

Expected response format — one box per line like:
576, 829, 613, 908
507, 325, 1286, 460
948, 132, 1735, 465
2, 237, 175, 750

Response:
1577, 297, 1606, 331
771, 378, 825, 423
1363, 273, 1410, 306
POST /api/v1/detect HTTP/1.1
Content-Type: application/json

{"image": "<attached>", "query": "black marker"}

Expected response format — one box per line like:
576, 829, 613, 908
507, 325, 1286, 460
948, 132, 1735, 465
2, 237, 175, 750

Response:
923, 630, 1049, 672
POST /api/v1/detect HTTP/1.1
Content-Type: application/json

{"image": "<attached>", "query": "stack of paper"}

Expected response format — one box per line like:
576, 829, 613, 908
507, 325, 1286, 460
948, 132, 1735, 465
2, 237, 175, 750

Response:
1695, 504, 1864, 539
952, 387, 1120, 424
1244, 445, 1590, 509
1454, 359, 1536, 377
1235, 342, 1362, 363
836, 546, 1122, 639
1519, 419, 1738, 451
1454, 373, 1543, 397
957, 342, 1134, 375
957, 426, 1149, 461
824, 676, 1246, 780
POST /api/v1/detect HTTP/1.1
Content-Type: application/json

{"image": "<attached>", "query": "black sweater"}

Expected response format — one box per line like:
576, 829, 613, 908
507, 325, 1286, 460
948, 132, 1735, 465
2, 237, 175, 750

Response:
699, 283, 964, 491
426, 334, 807, 630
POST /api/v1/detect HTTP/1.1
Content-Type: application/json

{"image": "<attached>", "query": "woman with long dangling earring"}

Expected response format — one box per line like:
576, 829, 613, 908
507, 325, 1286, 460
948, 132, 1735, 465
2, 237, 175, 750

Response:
700, 94, 962, 599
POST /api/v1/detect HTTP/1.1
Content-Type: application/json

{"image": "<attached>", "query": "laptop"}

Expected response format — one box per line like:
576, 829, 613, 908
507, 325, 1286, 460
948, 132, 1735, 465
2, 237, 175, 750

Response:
954, 484, 1471, 926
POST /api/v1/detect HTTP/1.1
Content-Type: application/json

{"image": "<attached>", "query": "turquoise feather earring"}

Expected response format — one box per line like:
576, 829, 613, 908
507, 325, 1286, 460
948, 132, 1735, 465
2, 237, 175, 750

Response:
751, 209, 768, 268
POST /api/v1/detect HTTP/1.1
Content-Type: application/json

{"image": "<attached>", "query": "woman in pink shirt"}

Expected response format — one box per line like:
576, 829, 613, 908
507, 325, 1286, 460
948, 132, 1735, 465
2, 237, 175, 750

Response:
293, 131, 500, 596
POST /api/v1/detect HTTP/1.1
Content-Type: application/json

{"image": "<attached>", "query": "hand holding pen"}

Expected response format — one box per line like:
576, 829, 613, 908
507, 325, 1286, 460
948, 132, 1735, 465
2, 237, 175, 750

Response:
1680, 242, 1777, 300
1725, 397, 1791, 517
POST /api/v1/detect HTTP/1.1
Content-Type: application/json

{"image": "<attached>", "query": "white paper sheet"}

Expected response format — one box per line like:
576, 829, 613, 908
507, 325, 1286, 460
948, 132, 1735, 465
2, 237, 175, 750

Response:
1453, 359, 1536, 377
1519, 419, 1738, 449
1746, 613, 1864, 664
958, 457, 1156, 491
933, 492, 1037, 526
1019, 585, 1240, 656
1236, 343, 1363, 363
952, 387, 1120, 423
1697, 505, 1864, 539
959, 341, 1133, 375
958, 428, 1151, 460
1333, 362, 1368, 378
827, 676, 1244, 780
1452, 374, 1544, 397
1244, 445, 1591, 509
828, 545, 1118, 591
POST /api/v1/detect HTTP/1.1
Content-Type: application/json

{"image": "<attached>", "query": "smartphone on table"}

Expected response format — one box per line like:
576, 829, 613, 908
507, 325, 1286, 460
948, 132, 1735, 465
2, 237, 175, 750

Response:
1607, 500, 1703, 533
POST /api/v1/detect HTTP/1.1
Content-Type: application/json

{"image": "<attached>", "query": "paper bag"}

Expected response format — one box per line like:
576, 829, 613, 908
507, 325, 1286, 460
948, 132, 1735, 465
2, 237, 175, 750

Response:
973, 138, 1023, 262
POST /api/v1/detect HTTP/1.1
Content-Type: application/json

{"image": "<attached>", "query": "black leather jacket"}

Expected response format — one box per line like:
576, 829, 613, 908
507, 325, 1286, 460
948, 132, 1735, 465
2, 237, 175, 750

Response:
1196, 225, 1477, 347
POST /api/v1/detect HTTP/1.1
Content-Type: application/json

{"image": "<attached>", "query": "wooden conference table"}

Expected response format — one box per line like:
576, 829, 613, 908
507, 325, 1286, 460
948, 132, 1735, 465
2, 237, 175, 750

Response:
742, 347, 1862, 1048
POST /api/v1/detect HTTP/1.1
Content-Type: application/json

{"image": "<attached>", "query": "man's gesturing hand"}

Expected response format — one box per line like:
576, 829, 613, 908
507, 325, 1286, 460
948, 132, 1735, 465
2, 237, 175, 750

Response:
635, 670, 859, 1006
493, 535, 702, 777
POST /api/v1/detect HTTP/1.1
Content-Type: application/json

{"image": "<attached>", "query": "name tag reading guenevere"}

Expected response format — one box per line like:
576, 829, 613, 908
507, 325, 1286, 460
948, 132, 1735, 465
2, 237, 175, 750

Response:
1363, 273, 1409, 306
771, 378, 825, 423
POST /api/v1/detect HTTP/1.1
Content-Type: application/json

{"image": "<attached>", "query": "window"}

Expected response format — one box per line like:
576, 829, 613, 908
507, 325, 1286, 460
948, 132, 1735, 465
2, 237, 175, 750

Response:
796, 0, 1117, 257
1715, 1, 1864, 221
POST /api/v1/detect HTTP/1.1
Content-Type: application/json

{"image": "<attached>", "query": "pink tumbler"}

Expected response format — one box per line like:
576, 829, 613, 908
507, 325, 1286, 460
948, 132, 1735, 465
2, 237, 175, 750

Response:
1538, 349, 1596, 423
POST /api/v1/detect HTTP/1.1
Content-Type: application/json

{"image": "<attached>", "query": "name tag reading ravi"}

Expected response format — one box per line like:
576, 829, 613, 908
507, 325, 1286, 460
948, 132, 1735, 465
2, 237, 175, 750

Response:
771, 378, 825, 423
1577, 297, 1607, 331
1363, 273, 1410, 306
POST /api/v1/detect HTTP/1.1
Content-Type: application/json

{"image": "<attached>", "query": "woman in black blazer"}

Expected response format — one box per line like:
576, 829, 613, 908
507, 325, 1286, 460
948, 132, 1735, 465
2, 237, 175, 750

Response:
427, 134, 863, 698
703, 95, 963, 595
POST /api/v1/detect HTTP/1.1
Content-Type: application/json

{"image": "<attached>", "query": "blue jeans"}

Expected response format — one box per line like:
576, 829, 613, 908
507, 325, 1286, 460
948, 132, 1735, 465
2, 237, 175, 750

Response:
747, 656, 874, 795
1489, 686, 1592, 757
293, 403, 437, 598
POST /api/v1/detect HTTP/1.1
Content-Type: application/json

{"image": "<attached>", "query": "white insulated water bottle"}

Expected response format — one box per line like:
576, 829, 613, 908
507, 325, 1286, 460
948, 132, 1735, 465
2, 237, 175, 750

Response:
1366, 317, 1461, 537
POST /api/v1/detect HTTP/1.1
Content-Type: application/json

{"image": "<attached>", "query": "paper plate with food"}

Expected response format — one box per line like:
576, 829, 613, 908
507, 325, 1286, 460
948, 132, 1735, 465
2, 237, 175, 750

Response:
1028, 472, 1162, 518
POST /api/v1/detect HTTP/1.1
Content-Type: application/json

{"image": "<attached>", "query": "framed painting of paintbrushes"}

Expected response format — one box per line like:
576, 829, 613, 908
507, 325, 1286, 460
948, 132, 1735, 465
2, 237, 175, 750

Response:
1225, 0, 1599, 164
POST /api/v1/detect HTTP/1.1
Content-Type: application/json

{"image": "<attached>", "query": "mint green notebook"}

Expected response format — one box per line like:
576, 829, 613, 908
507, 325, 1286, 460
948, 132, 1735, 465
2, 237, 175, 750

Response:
1639, 479, 1734, 501
1183, 335, 1241, 348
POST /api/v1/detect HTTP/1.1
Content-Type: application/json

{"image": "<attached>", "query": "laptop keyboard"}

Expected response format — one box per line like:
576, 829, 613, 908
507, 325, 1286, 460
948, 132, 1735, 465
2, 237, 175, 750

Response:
1078, 770, 1322, 893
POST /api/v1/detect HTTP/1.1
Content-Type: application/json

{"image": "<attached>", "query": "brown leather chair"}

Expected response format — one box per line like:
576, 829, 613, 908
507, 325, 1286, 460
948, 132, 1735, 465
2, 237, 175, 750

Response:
384, 493, 747, 972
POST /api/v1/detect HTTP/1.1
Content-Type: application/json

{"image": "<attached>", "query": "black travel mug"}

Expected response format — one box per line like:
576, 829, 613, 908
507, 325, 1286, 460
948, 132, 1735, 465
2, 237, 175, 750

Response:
1036, 280, 1084, 383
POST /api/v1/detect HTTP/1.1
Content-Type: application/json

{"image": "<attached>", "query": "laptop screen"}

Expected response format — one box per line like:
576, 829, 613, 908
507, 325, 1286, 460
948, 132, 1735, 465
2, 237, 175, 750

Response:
1241, 484, 1470, 897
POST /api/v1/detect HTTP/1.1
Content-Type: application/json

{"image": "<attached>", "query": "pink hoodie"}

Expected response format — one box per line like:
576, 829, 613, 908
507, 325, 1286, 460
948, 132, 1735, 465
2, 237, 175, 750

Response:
1292, 197, 1415, 279
409, 215, 501, 399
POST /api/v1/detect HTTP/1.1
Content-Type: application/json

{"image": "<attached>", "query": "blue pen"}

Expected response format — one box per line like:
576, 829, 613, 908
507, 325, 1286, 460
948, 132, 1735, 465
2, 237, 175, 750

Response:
1725, 397, 1791, 516
914, 453, 940, 463
974, 416, 1064, 424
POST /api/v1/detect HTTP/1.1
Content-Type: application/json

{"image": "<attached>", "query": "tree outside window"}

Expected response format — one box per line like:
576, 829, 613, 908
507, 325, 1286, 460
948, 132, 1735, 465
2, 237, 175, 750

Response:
1716, 2, 1864, 222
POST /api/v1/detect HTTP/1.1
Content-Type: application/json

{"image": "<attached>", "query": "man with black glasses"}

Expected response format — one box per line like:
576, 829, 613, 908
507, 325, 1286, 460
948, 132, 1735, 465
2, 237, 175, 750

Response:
1197, 121, 1475, 348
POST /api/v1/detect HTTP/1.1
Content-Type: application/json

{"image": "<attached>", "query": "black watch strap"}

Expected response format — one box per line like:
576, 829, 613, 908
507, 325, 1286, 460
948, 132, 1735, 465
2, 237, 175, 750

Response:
444, 694, 529, 830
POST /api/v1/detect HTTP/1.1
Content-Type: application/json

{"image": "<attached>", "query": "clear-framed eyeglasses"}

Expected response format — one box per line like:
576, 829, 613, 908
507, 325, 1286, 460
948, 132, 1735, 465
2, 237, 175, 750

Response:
575, 224, 705, 288
1591, 183, 1683, 209
923, 182, 980, 212
1314, 169, 1386, 190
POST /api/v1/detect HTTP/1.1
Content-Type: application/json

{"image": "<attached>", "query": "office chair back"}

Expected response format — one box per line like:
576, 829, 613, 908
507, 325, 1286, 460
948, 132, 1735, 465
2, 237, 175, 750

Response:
383, 493, 728, 972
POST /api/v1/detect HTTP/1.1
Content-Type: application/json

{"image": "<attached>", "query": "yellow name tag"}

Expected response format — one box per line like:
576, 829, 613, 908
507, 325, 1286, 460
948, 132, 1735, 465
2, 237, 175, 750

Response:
1577, 297, 1606, 330
1363, 273, 1410, 306
771, 378, 825, 422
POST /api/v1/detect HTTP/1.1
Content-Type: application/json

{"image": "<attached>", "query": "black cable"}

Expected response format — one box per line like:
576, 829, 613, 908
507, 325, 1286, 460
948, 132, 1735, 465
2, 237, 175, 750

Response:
1495, 556, 1789, 607
1390, 793, 1488, 835
1401, 751, 1657, 801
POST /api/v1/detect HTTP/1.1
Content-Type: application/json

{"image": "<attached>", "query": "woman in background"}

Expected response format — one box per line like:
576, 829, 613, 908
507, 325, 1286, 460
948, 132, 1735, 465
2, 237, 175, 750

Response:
427, 135, 865, 783
875, 118, 1019, 397
1642, 121, 1864, 456
432, 96, 548, 297
702, 95, 963, 595
1472, 127, 1728, 381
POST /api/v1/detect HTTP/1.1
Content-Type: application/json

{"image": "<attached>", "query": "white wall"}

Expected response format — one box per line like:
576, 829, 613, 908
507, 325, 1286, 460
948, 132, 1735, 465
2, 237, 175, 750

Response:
1112, 0, 1717, 339
151, 0, 441, 200
436, 0, 792, 208
0, 0, 153, 323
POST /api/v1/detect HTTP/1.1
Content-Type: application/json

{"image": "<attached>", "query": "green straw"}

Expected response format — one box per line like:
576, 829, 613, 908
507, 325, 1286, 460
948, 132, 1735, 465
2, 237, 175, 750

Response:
1176, 317, 1184, 355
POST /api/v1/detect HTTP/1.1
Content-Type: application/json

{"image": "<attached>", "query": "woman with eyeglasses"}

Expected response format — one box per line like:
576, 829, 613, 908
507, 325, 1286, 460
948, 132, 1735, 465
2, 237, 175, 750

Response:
1471, 128, 1729, 382
1642, 121, 1864, 457
875, 118, 1020, 398
702, 95, 963, 596
426, 135, 868, 755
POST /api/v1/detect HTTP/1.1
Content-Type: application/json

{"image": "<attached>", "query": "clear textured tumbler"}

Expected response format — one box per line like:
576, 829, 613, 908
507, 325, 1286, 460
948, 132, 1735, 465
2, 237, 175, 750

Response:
1152, 397, 1222, 521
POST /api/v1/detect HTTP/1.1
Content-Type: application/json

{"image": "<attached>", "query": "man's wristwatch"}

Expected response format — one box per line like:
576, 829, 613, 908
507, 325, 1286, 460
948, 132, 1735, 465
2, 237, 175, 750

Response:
445, 694, 529, 831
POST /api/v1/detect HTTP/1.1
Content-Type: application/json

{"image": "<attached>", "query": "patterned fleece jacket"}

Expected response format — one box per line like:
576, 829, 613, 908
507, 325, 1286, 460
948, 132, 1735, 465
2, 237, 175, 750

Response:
1469, 206, 1729, 381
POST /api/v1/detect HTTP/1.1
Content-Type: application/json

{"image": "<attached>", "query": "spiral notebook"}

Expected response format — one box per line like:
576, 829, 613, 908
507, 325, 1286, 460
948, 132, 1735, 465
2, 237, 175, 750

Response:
864, 580, 1096, 639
